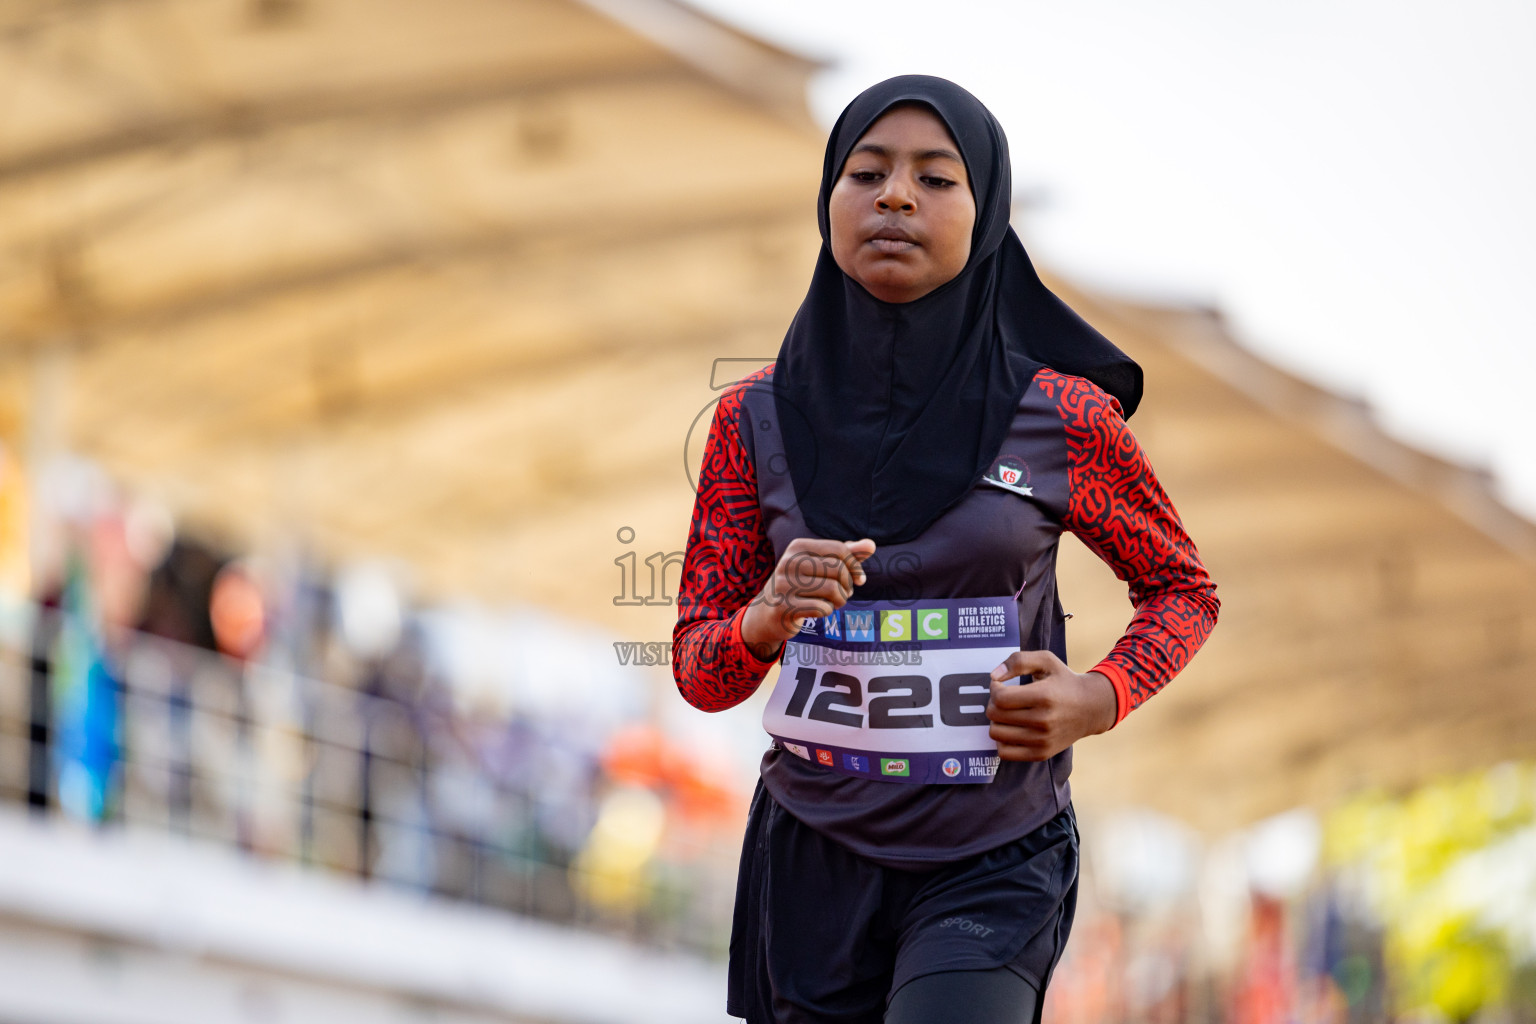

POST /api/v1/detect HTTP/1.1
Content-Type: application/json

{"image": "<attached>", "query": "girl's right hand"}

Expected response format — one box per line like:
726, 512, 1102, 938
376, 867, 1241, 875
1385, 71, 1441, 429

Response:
740, 538, 877, 654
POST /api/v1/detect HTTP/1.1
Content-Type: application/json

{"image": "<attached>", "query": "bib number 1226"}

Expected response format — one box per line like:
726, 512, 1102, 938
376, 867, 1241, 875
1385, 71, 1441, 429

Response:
778, 667, 992, 731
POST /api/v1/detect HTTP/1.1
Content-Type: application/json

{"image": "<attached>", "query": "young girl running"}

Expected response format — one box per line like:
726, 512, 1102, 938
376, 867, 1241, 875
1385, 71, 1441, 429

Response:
673, 76, 1218, 1024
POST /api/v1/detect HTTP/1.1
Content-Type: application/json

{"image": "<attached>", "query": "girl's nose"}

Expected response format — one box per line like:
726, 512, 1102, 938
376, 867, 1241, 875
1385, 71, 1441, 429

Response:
876, 177, 916, 213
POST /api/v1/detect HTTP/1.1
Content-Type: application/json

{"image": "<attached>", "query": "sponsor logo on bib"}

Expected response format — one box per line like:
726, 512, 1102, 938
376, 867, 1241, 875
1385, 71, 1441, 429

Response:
880, 758, 910, 777
843, 754, 869, 773
784, 743, 810, 760
942, 757, 962, 778
844, 610, 876, 642
816, 748, 834, 766
880, 610, 910, 642
917, 609, 948, 640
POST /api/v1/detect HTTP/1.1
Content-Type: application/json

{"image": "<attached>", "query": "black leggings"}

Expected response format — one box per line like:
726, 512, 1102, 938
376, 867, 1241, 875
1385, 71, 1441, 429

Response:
884, 967, 1038, 1024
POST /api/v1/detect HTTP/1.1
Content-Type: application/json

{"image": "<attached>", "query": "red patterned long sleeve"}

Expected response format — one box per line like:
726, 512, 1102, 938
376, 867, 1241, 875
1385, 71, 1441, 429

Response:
1038, 370, 1220, 725
672, 372, 780, 712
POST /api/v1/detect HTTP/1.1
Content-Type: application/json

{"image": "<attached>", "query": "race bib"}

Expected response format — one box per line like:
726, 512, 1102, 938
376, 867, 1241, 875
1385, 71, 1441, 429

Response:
763, 596, 1019, 785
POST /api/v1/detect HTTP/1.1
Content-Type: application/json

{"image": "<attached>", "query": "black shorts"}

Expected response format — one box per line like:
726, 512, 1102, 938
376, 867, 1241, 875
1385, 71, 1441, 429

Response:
727, 784, 1079, 1024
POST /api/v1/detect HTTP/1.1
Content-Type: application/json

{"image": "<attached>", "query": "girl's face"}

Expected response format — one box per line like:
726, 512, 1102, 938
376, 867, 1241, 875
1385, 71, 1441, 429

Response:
828, 104, 976, 304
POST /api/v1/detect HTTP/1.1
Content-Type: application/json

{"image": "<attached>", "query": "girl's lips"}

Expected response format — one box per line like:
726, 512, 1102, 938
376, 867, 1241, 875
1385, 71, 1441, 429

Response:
868, 237, 919, 253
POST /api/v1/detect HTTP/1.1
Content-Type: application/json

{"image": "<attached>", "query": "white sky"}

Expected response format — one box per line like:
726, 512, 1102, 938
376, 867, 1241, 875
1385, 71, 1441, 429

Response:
689, 0, 1536, 517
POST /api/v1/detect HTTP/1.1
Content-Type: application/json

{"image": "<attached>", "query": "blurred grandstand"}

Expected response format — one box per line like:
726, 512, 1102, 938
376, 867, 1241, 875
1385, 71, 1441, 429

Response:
2, 1, 1536, 1022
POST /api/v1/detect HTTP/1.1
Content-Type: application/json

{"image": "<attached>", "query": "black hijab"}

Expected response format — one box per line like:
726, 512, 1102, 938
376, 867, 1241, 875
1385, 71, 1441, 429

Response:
773, 75, 1143, 545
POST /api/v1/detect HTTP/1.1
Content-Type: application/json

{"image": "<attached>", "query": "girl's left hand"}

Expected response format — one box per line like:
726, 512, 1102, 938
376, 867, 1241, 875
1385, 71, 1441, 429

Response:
985, 651, 1117, 762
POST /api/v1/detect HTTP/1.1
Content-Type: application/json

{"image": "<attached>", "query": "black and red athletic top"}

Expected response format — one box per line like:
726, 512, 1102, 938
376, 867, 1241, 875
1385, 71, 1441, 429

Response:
674, 366, 1218, 869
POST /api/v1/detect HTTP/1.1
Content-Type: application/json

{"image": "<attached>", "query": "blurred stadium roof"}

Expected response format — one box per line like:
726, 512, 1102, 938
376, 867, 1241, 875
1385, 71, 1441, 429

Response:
0, 0, 824, 622
1046, 284, 1536, 832
2, 0, 1535, 831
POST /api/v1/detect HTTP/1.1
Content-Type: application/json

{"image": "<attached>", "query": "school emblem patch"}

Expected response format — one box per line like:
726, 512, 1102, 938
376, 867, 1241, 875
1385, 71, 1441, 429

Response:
983, 455, 1034, 497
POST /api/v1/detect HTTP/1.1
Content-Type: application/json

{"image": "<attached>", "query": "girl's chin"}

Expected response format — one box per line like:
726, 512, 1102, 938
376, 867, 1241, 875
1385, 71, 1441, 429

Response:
855, 270, 939, 304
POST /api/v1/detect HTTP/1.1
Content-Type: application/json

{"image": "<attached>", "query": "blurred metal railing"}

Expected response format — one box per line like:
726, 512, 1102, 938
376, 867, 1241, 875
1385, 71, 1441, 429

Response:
0, 605, 734, 956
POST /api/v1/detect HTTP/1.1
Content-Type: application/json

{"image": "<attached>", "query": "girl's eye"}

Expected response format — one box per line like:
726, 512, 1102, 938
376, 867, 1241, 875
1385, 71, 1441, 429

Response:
922, 176, 957, 189
850, 171, 882, 183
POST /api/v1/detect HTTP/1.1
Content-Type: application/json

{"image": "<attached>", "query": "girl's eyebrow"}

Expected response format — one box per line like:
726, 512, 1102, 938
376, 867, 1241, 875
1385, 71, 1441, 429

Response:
849, 143, 965, 164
